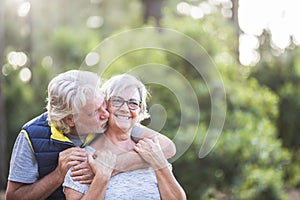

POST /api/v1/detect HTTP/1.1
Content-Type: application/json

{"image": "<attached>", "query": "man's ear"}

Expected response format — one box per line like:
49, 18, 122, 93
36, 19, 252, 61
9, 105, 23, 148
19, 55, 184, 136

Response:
63, 115, 75, 127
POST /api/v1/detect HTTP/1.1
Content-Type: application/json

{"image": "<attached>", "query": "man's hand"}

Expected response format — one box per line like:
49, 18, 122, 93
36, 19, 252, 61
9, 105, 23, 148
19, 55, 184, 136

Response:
71, 161, 95, 184
57, 147, 87, 180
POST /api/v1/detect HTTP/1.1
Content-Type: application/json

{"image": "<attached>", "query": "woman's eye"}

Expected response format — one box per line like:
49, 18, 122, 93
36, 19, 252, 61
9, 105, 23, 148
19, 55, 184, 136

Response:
129, 102, 139, 106
112, 100, 123, 106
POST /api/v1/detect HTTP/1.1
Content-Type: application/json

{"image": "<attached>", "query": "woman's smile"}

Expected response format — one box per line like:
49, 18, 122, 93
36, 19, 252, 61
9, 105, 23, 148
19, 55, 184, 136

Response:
113, 113, 132, 120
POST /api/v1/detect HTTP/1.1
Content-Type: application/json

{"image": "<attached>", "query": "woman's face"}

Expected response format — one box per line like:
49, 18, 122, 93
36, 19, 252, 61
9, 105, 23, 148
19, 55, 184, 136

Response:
108, 87, 141, 132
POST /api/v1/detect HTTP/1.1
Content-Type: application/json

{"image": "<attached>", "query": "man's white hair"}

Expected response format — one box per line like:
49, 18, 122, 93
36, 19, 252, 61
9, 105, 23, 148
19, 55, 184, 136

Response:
46, 70, 102, 134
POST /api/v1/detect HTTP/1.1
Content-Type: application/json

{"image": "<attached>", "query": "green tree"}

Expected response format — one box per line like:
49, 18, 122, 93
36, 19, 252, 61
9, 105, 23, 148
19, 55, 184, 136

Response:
0, 0, 7, 190
251, 39, 300, 189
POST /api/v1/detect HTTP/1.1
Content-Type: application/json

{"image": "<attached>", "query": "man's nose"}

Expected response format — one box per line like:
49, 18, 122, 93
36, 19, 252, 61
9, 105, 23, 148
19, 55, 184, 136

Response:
99, 106, 109, 119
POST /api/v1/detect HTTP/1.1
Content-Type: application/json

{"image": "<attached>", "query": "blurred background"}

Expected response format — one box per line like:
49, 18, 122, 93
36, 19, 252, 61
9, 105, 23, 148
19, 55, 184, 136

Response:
1, 0, 300, 199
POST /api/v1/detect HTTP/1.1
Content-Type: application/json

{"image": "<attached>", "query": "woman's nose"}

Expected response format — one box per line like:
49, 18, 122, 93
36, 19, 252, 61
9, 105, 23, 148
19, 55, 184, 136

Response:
119, 101, 131, 111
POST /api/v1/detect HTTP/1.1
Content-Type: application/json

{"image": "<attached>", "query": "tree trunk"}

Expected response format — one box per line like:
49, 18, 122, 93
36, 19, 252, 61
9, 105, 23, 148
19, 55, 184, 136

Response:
231, 0, 240, 60
141, 0, 164, 26
0, 0, 8, 190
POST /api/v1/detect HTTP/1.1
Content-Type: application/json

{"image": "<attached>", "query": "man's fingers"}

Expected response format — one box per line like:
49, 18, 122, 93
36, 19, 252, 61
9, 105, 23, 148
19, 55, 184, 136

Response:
69, 149, 87, 158
59, 147, 87, 162
66, 155, 87, 163
62, 147, 85, 154
72, 161, 88, 171
66, 160, 84, 169
71, 172, 92, 180
71, 167, 90, 176
79, 179, 93, 184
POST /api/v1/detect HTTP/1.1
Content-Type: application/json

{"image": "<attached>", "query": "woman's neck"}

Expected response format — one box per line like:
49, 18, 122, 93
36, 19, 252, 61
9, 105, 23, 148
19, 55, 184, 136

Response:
104, 128, 135, 151
105, 126, 131, 140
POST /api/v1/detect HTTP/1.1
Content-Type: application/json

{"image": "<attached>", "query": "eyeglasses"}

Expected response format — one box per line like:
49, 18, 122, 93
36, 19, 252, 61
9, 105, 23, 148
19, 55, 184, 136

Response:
109, 96, 141, 110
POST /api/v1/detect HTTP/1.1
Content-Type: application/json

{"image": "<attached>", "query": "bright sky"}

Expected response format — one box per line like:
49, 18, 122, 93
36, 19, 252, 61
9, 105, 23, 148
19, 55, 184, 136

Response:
239, 0, 300, 65
177, 0, 300, 66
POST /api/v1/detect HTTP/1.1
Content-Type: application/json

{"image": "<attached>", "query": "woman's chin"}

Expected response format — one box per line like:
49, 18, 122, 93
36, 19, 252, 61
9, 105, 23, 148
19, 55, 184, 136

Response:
115, 121, 132, 131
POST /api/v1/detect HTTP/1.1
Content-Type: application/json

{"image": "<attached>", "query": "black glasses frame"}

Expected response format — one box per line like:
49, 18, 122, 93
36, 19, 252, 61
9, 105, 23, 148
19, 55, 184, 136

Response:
109, 96, 141, 110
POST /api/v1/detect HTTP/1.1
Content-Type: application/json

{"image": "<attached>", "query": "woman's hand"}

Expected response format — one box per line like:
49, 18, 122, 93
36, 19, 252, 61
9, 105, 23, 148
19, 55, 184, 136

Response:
134, 136, 169, 170
88, 150, 117, 180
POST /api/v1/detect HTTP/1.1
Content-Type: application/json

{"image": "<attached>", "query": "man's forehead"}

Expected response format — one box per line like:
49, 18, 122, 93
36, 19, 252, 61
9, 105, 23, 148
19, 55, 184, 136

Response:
97, 91, 106, 102
83, 100, 102, 112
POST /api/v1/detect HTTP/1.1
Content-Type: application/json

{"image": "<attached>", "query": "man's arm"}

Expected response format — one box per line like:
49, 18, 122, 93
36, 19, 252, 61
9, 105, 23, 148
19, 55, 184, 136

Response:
113, 150, 148, 174
6, 146, 87, 200
6, 167, 64, 200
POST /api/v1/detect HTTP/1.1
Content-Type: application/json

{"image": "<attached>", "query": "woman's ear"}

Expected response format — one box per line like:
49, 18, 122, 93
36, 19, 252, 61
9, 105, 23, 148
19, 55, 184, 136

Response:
63, 115, 75, 127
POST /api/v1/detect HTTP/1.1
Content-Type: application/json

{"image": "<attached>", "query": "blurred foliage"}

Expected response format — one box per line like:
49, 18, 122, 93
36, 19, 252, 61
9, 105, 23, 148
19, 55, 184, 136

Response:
2, 0, 300, 199
251, 37, 300, 196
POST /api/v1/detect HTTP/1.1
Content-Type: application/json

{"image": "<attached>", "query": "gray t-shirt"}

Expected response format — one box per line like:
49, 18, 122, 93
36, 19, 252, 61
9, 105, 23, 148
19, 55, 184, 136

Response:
8, 133, 39, 183
63, 161, 161, 200
8, 124, 144, 183
7, 133, 85, 183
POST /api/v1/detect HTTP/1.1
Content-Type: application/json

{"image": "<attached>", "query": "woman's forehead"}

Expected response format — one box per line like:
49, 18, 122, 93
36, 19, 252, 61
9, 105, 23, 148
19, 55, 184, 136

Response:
115, 87, 140, 98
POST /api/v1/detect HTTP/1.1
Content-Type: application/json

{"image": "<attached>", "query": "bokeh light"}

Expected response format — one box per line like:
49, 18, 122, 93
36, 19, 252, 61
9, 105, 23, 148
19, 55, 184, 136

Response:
7, 51, 28, 67
19, 67, 32, 82
86, 16, 104, 29
85, 52, 100, 66
17, 1, 31, 17
41, 56, 53, 68
190, 7, 204, 19
176, 2, 191, 15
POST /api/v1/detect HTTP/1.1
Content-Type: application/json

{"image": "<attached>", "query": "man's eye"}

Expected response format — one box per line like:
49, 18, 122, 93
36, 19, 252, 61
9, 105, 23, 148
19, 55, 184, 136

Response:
89, 109, 99, 116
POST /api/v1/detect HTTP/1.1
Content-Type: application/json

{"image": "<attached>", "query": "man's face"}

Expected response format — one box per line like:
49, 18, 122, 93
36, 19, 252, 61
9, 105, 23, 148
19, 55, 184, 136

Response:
73, 95, 109, 135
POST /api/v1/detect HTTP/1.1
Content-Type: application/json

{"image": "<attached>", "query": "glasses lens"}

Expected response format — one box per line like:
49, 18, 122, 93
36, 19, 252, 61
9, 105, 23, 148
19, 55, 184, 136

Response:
110, 96, 141, 110
128, 99, 141, 110
111, 96, 124, 107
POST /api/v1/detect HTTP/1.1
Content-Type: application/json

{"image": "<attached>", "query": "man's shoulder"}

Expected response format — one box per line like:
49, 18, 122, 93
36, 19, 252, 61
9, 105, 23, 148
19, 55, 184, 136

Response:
23, 112, 49, 128
22, 112, 51, 138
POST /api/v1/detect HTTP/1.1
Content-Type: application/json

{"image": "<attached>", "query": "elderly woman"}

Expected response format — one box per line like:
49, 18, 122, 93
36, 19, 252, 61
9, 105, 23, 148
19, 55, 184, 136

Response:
63, 74, 186, 200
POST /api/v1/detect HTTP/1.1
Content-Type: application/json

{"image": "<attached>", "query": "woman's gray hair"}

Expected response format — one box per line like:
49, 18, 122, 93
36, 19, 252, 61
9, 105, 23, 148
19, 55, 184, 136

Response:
46, 70, 102, 134
101, 74, 150, 122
